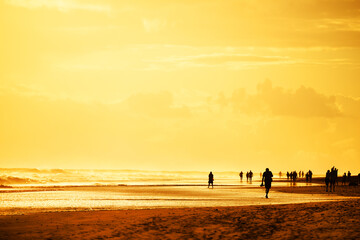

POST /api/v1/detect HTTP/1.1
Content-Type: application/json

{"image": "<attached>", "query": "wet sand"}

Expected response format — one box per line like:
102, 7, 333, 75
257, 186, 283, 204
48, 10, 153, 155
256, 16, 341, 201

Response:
0, 185, 359, 239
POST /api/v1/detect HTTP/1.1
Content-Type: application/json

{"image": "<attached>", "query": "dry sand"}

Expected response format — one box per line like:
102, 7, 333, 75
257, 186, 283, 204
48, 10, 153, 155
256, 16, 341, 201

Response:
0, 185, 359, 240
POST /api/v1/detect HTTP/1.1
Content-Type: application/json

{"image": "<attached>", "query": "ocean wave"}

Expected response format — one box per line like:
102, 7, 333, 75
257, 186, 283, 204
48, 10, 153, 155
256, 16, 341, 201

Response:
0, 175, 40, 185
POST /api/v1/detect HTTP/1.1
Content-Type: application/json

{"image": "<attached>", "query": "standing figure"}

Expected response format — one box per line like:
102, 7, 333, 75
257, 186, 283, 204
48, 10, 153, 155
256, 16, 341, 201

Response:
347, 171, 351, 183
208, 171, 214, 188
342, 172, 347, 185
279, 171, 282, 178
286, 171, 290, 180
249, 170, 253, 183
330, 167, 337, 192
325, 170, 330, 192
309, 170, 313, 182
246, 172, 249, 182
239, 171, 243, 182
293, 171, 297, 181
261, 168, 273, 198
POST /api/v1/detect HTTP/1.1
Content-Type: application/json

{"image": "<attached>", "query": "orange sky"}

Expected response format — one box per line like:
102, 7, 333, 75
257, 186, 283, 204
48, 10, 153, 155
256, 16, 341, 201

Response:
1, 0, 359, 173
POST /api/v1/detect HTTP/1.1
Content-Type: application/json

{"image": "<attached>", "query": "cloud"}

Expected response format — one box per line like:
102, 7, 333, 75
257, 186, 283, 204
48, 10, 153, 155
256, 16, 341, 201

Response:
142, 18, 167, 33
211, 80, 342, 118
5, 0, 111, 12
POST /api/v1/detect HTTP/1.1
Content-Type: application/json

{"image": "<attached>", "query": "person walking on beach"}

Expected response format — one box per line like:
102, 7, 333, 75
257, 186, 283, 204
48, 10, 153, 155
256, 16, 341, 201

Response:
249, 170, 253, 183
292, 171, 297, 181
261, 168, 273, 198
309, 170, 313, 182
347, 171, 351, 183
239, 171, 243, 181
342, 172, 347, 185
330, 167, 337, 191
325, 170, 330, 192
208, 171, 214, 188
286, 171, 289, 180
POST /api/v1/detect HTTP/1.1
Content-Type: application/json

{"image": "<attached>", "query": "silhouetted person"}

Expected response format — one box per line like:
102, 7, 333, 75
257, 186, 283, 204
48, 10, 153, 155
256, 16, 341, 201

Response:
286, 171, 289, 180
279, 171, 282, 178
302, 171, 304, 178
293, 171, 298, 181
239, 171, 243, 181
249, 170, 253, 183
330, 167, 337, 192
309, 170, 313, 182
289, 172, 293, 181
208, 171, 214, 188
261, 168, 273, 198
325, 170, 330, 192
347, 171, 351, 183
246, 172, 249, 182
342, 172, 347, 185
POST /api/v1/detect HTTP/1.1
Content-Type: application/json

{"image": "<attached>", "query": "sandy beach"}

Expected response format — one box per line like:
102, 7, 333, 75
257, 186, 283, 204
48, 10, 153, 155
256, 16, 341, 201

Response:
0, 185, 359, 240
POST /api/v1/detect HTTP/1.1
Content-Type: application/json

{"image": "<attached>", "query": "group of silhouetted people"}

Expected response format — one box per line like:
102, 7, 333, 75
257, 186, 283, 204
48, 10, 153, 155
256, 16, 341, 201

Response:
285, 170, 312, 182
238, 171, 253, 182
211, 168, 274, 198
246, 171, 253, 182
342, 171, 352, 185
325, 166, 338, 192
208, 167, 359, 199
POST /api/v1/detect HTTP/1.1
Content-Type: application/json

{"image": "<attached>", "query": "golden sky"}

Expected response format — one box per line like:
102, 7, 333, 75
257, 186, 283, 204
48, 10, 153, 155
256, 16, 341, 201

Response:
1, 0, 359, 173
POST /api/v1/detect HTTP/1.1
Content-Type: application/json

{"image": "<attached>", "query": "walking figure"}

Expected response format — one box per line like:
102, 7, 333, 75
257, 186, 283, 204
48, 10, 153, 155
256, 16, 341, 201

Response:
325, 170, 330, 192
261, 168, 273, 198
239, 171, 243, 182
208, 171, 214, 188
330, 167, 337, 192
342, 172, 347, 185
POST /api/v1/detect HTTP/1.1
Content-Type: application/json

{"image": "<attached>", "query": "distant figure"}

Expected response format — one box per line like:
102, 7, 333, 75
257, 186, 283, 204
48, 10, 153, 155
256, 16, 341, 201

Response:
286, 171, 290, 180
261, 168, 273, 198
347, 171, 351, 183
249, 170, 253, 183
279, 171, 282, 178
239, 171, 243, 181
246, 172, 249, 182
342, 172, 347, 185
302, 171, 304, 178
208, 171, 214, 188
308, 170, 313, 182
330, 167, 337, 191
325, 170, 330, 192
292, 171, 297, 181
289, 172, 293, 180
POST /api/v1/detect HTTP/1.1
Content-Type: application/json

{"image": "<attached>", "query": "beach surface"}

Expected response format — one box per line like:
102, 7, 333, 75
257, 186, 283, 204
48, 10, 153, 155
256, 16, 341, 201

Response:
0, 185, 359, 240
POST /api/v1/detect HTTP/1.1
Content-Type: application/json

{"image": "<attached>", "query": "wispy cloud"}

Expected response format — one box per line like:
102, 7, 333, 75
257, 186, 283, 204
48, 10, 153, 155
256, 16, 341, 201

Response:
147, 53, 296, 70
5, 0, 111, 12
316, 18, 360, 32
142, 18, 167, 33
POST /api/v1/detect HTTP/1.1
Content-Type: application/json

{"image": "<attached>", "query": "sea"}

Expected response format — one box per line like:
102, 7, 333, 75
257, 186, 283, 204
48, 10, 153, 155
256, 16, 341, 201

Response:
0, 168, 337, 215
